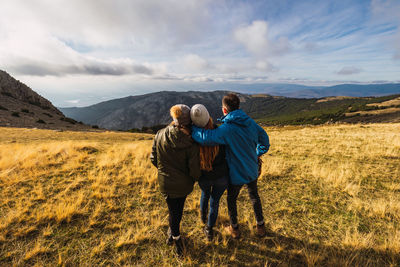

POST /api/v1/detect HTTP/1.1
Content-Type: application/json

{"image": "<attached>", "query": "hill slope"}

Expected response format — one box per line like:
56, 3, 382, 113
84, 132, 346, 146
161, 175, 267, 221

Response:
0, 70, 92, 130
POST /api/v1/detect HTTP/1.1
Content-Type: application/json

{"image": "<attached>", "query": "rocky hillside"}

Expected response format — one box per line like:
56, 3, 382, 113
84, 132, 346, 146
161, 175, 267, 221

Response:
0, 70, 92, 130
61, 91, 400, 130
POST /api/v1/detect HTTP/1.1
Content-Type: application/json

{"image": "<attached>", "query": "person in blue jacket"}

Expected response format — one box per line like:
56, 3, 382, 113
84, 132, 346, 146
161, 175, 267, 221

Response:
191, 93, 270, 239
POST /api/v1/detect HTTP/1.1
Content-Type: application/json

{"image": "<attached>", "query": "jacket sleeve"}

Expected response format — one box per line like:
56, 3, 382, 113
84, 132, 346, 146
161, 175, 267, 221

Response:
150, 135, 158, 167
191, 124, 229, 146
188, 144, 201, 181
256, 124, 270, 156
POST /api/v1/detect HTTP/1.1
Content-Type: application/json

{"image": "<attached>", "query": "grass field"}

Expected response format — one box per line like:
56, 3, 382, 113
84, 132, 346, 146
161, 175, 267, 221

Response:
1, 124, 400, 266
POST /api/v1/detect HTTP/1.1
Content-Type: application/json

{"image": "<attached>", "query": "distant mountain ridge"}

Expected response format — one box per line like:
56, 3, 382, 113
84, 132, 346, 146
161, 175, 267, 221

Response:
275, 83, 400, 98
60, 91, 244, 130
143, 82, 400, 98
60, 91, 400, 130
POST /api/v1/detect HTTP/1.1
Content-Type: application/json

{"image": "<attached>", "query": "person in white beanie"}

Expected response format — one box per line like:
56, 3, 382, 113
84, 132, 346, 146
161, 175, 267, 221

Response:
190, 104, 229, 241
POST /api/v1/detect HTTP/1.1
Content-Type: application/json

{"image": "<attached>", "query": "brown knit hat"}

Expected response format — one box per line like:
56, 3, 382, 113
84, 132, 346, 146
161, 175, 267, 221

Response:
170, 104, 191, 126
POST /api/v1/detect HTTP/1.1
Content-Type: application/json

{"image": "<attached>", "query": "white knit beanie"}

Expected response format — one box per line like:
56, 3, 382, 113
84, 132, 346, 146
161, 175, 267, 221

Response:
190, 104, 210, 127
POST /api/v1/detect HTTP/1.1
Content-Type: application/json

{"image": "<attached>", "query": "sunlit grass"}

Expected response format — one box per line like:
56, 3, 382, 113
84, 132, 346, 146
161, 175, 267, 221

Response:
0, 124, 399, 266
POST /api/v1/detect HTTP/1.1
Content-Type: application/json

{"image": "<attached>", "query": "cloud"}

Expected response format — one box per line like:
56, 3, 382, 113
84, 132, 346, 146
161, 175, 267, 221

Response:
370, 0, 400, 60
0, 0, 216, 77
371, 0, 400, 23
234, 20, 291, 58
0, 0, 214, 47
182, 54, 210, 71
336, 67, 362, 75
394, 31, 400, 60
65, 99, 80, 104
303, 42, 321, 53
5, 57, 159, 77
256, 61, 278, 72
234, 21, 269, 56
1, 0, 399, 106
184, 76, 214, 82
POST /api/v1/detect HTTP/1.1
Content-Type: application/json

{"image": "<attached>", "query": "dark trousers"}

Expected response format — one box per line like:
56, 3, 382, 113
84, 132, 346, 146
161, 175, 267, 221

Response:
227, 179, 264, 226
165, 196, 187, 237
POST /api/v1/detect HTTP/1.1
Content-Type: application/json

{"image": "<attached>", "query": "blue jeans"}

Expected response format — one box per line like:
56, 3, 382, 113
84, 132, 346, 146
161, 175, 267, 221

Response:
199, 176, 229, 228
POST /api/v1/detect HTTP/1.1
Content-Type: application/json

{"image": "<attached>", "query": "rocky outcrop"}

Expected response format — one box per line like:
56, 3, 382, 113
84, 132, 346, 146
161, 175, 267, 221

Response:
0, 70, 92, 130
0, 70, 60, 114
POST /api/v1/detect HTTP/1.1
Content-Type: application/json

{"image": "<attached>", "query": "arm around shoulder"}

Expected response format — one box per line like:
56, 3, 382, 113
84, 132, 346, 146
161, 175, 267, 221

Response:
191, 124, 229, 146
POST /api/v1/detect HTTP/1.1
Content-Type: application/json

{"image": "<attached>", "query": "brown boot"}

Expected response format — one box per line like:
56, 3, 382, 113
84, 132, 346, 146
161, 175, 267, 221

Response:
256, 223, 266, 237
226, 225, 241, 239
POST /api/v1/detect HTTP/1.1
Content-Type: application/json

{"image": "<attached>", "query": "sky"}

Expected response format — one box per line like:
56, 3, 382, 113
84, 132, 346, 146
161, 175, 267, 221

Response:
1, 0, 400, 107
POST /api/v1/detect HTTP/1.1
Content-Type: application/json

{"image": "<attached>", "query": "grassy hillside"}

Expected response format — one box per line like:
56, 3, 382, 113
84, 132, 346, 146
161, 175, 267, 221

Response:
246, 94, 400, 125
0, 125, 400, 266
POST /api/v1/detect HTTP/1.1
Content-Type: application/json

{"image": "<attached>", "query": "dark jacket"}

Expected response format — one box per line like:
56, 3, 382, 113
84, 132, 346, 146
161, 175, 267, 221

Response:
199, 145, 229, 181
192, 109, 270, 185
150, 125, 201, 198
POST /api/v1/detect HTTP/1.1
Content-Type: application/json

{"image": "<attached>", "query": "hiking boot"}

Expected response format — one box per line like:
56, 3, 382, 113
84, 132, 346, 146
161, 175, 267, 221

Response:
173, 237, 185, 257
166, 228, 173, 245
226, 225, 241, 239
203, 225, 214, 241
256, 223, 266, 237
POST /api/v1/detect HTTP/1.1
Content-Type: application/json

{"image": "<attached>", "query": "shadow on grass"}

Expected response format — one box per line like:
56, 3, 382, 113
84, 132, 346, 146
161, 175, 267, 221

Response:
180, 224, 400, 266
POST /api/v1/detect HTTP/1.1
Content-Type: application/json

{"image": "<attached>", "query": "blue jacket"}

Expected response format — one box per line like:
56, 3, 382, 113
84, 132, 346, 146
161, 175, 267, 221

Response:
192, 109, 270, 185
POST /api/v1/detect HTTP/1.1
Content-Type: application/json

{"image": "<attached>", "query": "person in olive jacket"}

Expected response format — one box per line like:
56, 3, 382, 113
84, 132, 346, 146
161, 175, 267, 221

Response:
150, 104, 201, 256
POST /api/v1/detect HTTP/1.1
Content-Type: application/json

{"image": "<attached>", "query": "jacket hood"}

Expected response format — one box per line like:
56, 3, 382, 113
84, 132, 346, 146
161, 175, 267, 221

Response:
222, 109, 251, 127
161, 125, 193, 149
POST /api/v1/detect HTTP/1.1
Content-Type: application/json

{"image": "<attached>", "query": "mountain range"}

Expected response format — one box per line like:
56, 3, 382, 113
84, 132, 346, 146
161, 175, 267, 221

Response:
61, 91, 400, 130
150, 82, 400, 98
1, 69, 399, 131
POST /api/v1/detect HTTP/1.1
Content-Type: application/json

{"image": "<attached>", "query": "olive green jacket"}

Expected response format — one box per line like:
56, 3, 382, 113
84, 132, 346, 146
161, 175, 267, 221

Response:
150, 125, 201, 198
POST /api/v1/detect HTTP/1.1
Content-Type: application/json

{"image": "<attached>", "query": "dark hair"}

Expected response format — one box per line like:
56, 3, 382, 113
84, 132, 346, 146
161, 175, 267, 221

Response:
222, 93, 240, 112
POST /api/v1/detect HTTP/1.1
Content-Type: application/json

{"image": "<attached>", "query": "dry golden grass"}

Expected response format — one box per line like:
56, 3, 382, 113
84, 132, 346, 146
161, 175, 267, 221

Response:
0, 124, 399, 266
345, 107, 400, 117
316, 96, 358, 103
367, 97, 400, 107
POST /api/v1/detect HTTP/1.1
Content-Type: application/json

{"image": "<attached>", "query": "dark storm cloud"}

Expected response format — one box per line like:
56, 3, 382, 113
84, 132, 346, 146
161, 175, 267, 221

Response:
10, 60, 154, 76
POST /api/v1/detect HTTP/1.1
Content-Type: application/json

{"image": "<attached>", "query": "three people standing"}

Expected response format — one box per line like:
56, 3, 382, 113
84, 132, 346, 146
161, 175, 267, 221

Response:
150, 93, 270, 256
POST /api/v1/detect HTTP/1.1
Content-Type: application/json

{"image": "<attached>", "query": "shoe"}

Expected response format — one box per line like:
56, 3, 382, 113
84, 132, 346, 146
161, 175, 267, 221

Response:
226, 225, 241, 239
256, 223, 266, 237
166, 228, 173, 245
173, 237, 185, 257
203, 226, 214, 241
